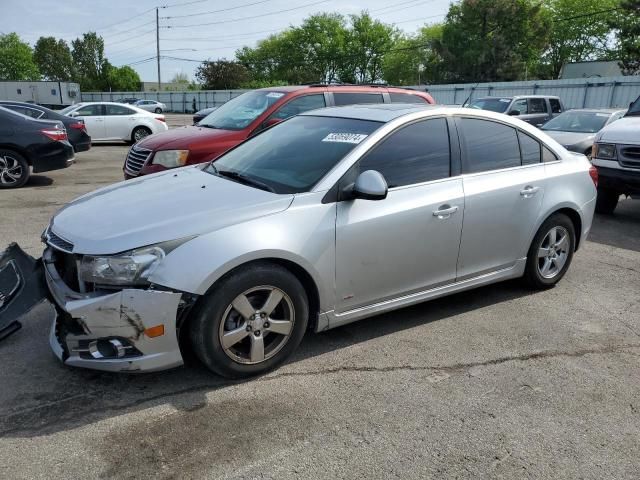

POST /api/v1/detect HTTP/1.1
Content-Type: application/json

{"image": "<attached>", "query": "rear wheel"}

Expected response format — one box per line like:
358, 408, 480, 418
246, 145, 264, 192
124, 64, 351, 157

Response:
131, 126, 152, 143
154, 107, 162, 113
595, 188, 619, 214
524, 213, 575, 289
189, 263, 308, 378
0, 150, 30, 189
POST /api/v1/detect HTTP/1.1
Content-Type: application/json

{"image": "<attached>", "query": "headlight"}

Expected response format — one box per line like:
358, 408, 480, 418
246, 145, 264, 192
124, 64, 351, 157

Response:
152, 150, 189, 168
80, 246, 164, 286
79, 237, 194, 286
593, 143, 617, 160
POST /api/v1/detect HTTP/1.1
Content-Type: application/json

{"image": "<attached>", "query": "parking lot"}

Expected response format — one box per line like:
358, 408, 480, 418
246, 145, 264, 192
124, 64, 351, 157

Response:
1, 129, 639, 479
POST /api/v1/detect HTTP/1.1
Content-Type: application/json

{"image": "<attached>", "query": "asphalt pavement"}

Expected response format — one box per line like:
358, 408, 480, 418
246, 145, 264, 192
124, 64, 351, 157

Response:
0, 134, 638, 479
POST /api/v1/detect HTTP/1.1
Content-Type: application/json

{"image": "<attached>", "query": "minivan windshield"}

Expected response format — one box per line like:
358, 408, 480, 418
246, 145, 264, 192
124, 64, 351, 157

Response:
205, 116, 382, 194
627, 96, 640, 116
468, 98, 511, 113
541, 111, 610, 133
198, 90, 286, 130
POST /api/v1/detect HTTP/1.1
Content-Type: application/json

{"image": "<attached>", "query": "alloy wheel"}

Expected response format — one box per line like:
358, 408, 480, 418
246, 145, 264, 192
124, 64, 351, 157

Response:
537, 226, 570, 279
0, 155, 24, 186
218, 286, 295, 365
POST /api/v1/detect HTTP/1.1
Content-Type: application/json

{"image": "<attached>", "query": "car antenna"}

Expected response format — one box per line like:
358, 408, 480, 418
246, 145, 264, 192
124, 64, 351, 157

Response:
462, 81, 481, 107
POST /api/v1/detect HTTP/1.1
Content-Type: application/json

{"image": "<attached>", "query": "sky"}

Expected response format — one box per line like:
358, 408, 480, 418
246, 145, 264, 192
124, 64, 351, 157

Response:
3, 0, 452, 82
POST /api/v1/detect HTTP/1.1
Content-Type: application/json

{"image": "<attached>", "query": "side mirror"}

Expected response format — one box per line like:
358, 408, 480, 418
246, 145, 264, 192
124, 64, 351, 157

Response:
348, 170, 388, 201
508, 110, 520, 116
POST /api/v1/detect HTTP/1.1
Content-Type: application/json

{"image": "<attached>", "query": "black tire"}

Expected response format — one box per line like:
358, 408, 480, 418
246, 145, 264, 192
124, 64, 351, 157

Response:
154, 107, 162, 113
189, 262, 308, 378
0, 149, 30, 189
595, 188, 619, 214
524, 213, 576, 289
584, 147, 592, 161
131, 126, 152, 144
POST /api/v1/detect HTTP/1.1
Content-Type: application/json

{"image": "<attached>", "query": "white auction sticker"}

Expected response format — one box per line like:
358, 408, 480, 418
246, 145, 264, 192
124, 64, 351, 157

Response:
266, 92, 285, 98
322, 133, 368, 144
499, 98, 511, 103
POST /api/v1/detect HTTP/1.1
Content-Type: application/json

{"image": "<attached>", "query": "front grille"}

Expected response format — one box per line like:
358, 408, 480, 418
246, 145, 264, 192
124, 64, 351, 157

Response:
619, 145, 640, 169
46, 230, 74, 253
125, 145, 152, 175
52, 249, 81, 292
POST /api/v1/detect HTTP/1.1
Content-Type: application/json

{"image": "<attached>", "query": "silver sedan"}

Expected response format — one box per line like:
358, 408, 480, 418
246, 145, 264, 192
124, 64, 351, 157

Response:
134, 99, 166, 113
8, 105, 597, 377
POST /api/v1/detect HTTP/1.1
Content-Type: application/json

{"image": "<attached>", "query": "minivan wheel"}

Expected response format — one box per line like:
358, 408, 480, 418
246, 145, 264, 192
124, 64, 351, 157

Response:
524, 213, 575, 289
132, 126, 152, 143
0, 150, 30, 189
189, 263, 308, 378
595, 188, 619, 214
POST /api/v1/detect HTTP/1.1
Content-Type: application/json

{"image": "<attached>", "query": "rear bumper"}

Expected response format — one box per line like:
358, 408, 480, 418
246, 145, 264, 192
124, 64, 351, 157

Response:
31, 141, 75, 173
43, 248, 185, 372
595, 164, 640, 194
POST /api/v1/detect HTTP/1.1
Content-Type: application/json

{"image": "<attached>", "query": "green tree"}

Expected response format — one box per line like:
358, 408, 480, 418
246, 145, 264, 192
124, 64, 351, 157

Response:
71, 32, 110, 90
0, 33, 39, 81
610, 0, 640, 75
195, 59, 251, 89
106, 65, 141, 91
539, 0, 618, 79
339, 13, 396, 83
383, 24, 444, 85
435, 0, 551, 82
33, 37, 74, 81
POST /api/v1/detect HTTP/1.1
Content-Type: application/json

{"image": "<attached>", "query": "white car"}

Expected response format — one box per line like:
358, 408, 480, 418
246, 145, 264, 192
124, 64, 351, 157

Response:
134, 100, 166, 113
60, 102, 168, 143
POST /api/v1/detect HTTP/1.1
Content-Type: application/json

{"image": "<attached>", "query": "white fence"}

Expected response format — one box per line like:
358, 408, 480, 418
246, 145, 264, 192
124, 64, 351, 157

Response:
82, 76, 640, 112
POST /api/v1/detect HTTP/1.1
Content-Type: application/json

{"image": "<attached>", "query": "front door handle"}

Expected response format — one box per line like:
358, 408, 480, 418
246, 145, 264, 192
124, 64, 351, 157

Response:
433, 205, 459, 219
520, 186, 540, 197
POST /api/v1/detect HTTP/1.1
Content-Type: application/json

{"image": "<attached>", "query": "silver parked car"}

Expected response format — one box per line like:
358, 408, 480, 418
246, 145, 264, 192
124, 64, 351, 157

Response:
4, 105, 598, 377
541, 108, 626, 159
134, 99, 166, 113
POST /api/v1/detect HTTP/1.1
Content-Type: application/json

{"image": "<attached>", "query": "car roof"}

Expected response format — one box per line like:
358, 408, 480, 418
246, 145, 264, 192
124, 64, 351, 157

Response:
562, 108, 625, 114
301, 103, 440, 122
256, 84, 431, 96
474, 95, 560, 100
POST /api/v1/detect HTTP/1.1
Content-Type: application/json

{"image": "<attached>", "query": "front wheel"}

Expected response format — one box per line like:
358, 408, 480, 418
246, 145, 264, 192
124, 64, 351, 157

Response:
0, 150, 30, 189
524, 213, 576, 289
595, 188, 619, 214
189, 263, 309, 378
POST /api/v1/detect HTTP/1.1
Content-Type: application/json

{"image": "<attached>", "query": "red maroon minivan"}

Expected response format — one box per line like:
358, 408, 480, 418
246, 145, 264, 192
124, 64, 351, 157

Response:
124, 84, 434, 178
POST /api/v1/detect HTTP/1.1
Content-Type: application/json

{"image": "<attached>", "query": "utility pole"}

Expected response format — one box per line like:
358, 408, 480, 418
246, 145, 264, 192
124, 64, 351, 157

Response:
156, 7, 161, 91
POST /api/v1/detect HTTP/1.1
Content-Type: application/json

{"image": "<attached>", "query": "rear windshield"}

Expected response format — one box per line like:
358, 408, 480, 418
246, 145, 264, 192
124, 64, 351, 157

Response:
468, 98, 511, 113
59, 104, 79, 115
198, 90, 286, 130
206, 115, 382, 194
541, 111, 610, 133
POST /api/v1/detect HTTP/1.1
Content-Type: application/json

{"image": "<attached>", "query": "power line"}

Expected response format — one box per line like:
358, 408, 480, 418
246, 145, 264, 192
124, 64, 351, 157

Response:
105, 28, 156, 47
100, 19, 157, 40
370, 0, 432, 14
163, 0, 332, 29
161, 0, 273, 19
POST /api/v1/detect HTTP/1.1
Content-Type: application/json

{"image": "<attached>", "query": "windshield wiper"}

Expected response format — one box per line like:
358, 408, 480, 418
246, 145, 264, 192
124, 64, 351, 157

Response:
215, 169, 276, 193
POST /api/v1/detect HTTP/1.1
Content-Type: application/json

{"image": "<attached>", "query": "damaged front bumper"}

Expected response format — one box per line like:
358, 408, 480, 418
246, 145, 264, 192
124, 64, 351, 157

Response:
42, 247, 187, 372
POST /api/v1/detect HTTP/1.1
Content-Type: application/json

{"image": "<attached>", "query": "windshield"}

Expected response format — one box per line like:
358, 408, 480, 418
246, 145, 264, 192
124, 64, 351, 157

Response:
199, 90, 286, 130
541, 111, 610, 133
627, 96, 640, 116
468, 98, 511, 113
205, 116, 382, 194
59, 104, 79, 115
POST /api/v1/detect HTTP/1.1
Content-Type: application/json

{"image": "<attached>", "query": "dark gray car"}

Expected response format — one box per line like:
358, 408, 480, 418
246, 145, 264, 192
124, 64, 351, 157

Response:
541, 109, 626, 159
468, 95, 564, 127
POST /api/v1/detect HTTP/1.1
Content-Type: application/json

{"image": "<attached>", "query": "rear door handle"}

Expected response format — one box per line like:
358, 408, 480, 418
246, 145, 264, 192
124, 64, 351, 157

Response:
520, 186, 540, 197
433, 205, 459, 219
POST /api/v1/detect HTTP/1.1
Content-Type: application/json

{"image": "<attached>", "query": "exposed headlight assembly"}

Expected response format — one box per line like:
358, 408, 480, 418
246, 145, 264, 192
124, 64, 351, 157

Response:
152, 150, 189, 168
79, 238, 192, 286
593, 143, 617, 160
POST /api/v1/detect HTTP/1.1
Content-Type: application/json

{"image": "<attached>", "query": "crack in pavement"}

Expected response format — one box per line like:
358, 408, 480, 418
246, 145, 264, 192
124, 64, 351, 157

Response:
2, 342, 639, 437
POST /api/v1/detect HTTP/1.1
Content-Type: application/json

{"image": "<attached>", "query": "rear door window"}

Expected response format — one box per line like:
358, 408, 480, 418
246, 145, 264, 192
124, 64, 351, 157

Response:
75, 105, 103, 116
333, 92, 384, 106
459, 118, 521, 173
269, 94, 326, 120
389, 93, 428, 104
529, 98, 548, 113
358, 118, 451, 188
518, 131, 542, 164
106, 104, 135, 115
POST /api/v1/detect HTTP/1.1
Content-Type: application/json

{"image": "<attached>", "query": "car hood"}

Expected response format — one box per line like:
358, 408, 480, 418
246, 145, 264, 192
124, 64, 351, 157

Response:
543, 130, 594, 148
598, 117, 640, 143
50, 167, 294, 255
134, 125, 240, 150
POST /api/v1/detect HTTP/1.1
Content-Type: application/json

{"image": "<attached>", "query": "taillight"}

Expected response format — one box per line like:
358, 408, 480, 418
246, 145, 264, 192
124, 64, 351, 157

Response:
156, 116, 166, 122
69, 122, 86, 131
41, 128, 67, 141
589, 165, 598, 188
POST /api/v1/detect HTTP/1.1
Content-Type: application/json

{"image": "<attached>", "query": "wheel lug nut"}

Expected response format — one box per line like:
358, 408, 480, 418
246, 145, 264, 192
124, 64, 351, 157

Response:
264, 322, 270, 329
246, 325, 252, 332
254, 330, 261, 337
